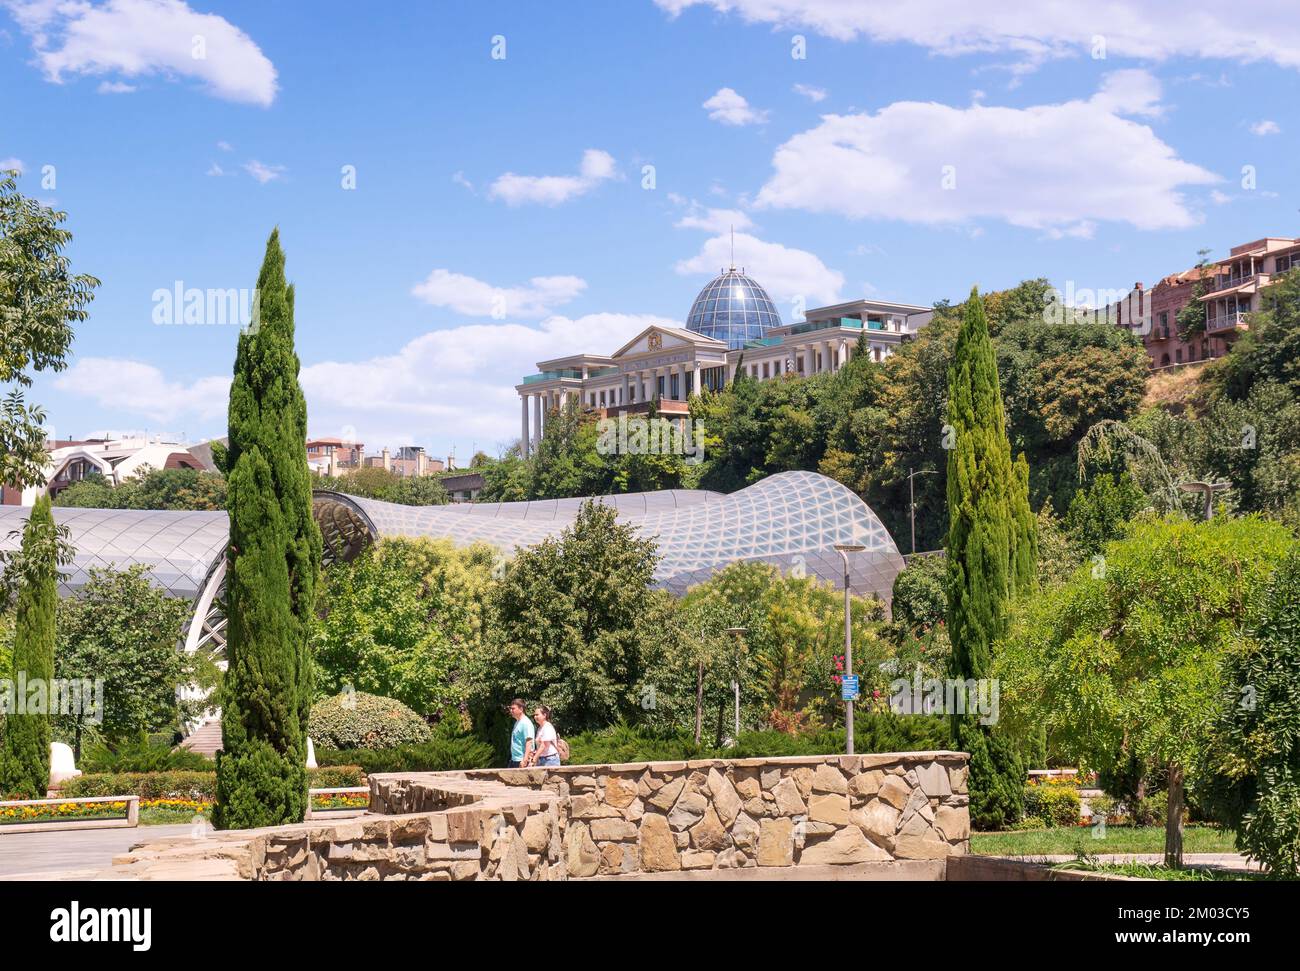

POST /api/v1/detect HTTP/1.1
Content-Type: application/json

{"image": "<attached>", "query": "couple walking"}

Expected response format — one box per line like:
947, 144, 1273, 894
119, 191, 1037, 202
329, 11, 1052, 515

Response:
507, 698, 564, 768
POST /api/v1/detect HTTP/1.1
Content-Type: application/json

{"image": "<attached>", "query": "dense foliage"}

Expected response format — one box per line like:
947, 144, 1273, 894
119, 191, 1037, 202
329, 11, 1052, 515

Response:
215, 230, 322, 830
54, 467, 226, 511
53, 565, 198, 757
312, 466, 448, 505
0, 170, 99, 489
467, 500, 668, 734
308, 691, 432, 750
1202, 549, 1300, 876
997, 516, 1294, 865
0, 496, 58, 798
313, 537, 495, 716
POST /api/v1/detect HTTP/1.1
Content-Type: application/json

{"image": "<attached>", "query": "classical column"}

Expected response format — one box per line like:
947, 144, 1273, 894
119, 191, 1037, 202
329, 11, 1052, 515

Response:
622, 372, 630, 407
532, 393, 542, 447
804, 345, 814, 375
693, 361, 702, 396
825, 340, 836, 372
521, 395, 530, 458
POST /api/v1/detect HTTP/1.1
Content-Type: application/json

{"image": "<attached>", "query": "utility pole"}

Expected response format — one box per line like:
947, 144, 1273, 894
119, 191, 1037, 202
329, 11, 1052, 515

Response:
833, 545, 865, 754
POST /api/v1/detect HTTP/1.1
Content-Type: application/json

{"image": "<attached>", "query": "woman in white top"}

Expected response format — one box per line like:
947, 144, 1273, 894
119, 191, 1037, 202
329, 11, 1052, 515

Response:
529, 706, 561, 767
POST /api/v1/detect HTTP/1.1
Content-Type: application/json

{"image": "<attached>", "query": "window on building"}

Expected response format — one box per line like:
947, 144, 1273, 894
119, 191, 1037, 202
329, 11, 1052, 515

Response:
1175, 349, 1183, 364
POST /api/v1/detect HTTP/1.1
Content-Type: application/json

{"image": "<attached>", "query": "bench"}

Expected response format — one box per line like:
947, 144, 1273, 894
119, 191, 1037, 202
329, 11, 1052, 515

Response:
0, 794, 140, 834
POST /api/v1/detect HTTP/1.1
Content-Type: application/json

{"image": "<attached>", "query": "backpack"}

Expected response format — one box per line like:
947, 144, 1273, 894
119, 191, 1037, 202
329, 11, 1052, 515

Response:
555, 737, 570, 763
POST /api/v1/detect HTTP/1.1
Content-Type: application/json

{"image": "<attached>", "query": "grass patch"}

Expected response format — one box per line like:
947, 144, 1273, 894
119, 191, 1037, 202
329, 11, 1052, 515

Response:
971, 824, 1235, 857
1053, 859, 1266, 881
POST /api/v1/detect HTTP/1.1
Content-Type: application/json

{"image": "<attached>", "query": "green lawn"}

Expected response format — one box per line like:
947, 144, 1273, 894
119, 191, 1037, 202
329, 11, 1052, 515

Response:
971, 825, 1236, 857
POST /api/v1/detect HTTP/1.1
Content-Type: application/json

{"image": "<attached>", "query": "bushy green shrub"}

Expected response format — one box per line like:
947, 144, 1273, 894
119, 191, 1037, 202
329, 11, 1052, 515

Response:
62, 771, 217, 801
314, 736, 493, 774
1023, 784, 1081, 827
563, 715, 952, 767
308, 691, 432, 750
61, 766, 363, 801
1135, 792, 1169, 827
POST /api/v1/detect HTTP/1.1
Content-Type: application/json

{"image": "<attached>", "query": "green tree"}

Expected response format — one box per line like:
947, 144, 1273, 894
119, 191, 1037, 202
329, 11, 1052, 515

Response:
53, 565, 195, 758
55, 466, 227, 511
214, 230, 322, 829
313, 538, 496, 716
1211, 267, 1300, 401
1202, 548, 1300, 876
891, 555, 947, 633
997, 516, 1294, 866
0, 170, 99, 489
469, 501, 665, 733
0, 496, 58, 798
944, 286, 1025, 830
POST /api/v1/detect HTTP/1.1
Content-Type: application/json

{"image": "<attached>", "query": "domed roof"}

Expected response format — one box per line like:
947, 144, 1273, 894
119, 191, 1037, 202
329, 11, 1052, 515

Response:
685, 268, 781, 349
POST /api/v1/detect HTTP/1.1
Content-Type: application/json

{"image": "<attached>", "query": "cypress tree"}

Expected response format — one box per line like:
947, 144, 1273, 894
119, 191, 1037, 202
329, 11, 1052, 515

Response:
1010, 452, 1037, 597
214, 230, 321, 829
0, 496, 57, 799
944, 287, 1024, 829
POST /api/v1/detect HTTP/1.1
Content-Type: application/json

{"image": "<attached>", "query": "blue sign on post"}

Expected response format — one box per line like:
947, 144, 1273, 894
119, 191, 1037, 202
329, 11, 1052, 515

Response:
841, 675, 859, 702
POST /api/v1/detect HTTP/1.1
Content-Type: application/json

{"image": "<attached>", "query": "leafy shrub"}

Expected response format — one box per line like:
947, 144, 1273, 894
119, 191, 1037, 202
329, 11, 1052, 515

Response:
60, 766, 364, 801
1135, 792, 1168, 827
308, 691, 432, 750
81, 734, 212, 773
62, 771, 217, 801
1023, 783, 1081, 827
315, 736, 493, 774
891, 555, 947, 631
564, 715, 952, 767
1089, 794, 1118, 822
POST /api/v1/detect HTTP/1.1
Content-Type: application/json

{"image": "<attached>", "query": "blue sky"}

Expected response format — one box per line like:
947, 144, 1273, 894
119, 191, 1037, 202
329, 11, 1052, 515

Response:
1, 0, 1295, 461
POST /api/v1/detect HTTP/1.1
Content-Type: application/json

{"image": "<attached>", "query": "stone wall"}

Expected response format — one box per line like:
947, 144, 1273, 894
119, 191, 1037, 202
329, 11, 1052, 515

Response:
102, 752, 968, 881
371, 751, 969, 878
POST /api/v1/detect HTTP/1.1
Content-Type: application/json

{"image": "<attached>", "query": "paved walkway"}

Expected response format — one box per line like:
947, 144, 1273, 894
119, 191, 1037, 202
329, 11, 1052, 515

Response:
0, 825, 195, 877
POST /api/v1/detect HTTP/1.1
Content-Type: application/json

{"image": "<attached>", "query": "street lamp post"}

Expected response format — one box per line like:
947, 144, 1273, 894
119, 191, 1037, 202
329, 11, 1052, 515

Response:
1178, 480, 1230, 520
834, 544, 866, 755
907, 467, 937, 555
725, 627, 748, 743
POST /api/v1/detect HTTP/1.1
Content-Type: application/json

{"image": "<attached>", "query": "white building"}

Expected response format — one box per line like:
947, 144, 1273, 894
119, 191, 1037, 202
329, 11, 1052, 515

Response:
5, 436, 216, 506
517, 267, 932, 456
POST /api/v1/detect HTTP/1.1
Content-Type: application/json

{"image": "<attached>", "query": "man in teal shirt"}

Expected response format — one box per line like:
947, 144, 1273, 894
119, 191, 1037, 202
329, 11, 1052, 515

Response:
508, 698, 534, 768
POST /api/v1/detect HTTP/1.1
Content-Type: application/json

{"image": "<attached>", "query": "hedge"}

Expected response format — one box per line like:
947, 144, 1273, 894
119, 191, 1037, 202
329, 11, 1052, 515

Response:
315, 736, 493, 774
59, 766, 364, 802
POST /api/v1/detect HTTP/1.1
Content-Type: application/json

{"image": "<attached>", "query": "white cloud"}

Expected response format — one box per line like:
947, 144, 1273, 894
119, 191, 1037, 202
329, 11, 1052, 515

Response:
793, 82, 826, 102
205, 162, 225, 176
0, 157, 23, 174
96, 79, 135, 94
754, 71, 1218, 234
54, 357, 229, 424
488, 149, 618, 206
1249, 119, 1281, 135
299, 313, 672, 448
655, 0, 1300, 71
411, 269, 587, 319
216, 140, 233, 152
703, 87, 769, 126
451, 170, 474, 192
4, 0, 278, 105
674, 205, 754, 234
676, 231, 843, 306
243, 159, 285, 184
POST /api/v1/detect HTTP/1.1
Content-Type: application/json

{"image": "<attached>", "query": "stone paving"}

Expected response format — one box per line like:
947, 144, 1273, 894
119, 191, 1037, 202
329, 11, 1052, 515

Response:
0, 824, 195, 877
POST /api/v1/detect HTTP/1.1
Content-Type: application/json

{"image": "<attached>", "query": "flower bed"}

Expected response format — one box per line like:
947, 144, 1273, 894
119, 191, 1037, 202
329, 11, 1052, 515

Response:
1, 799, 129, 826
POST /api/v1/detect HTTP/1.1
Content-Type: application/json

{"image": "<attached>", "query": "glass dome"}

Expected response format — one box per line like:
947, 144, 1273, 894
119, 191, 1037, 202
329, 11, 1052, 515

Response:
685, 268, 781, 349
